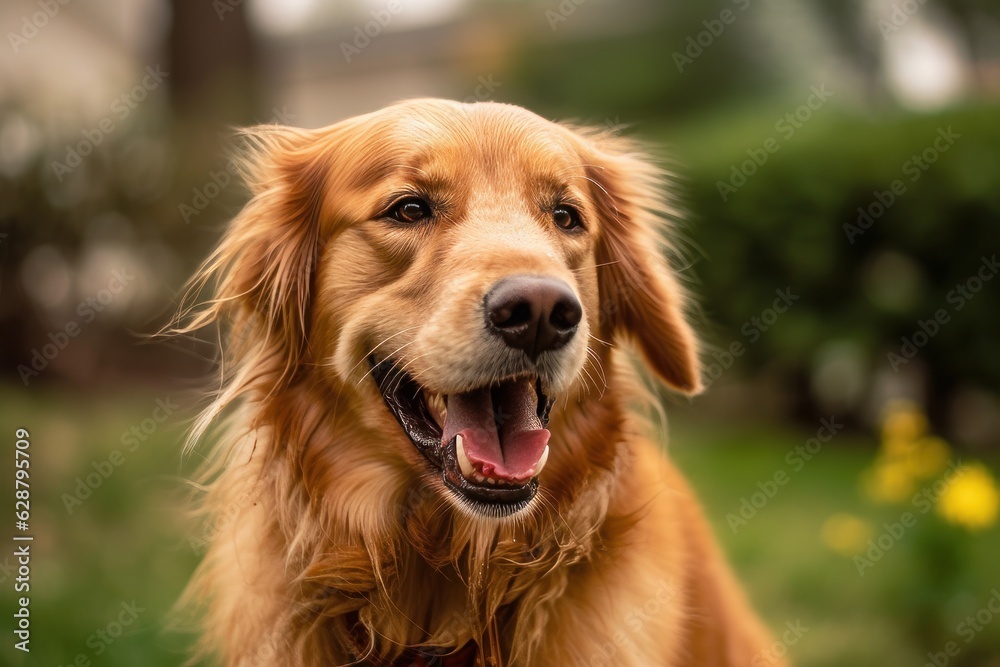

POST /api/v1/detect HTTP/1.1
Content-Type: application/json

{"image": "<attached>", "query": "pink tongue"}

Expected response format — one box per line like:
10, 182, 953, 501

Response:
440, 379, 549, 482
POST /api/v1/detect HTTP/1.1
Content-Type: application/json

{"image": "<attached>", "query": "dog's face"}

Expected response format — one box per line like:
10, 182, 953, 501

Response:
211, 100, 700, 518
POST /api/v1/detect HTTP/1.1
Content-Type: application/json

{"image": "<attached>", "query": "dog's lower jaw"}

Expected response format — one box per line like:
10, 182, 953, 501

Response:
369, 357, 560, 518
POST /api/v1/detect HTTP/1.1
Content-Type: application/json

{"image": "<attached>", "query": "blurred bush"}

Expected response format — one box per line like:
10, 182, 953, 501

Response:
659, 103, 1000, 436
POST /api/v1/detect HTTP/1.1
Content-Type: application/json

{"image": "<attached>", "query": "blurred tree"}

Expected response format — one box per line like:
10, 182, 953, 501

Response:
935, 0, 1000, 92
811, 0, 1000, 104
167, 0, 261, 130
164, 0, 265, 326
502, 1, 781, 124
810, 0, 888, 105
166, 0, 262, 236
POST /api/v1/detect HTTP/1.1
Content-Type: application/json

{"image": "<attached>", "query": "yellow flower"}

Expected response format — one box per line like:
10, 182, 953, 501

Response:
905, 436, 951, 479
881, 400, 928, 443
821, 513, 872, 556
864, 459, 917, 504
937, 463, 1000, 531
883, 436, 919, 459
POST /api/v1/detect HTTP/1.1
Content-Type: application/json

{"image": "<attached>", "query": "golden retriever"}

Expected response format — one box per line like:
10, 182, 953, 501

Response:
178, 99, 784, 666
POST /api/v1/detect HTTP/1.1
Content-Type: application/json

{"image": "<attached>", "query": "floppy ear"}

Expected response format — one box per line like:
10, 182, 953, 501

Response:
183, 125, 328, 381
582, 133, 702, 394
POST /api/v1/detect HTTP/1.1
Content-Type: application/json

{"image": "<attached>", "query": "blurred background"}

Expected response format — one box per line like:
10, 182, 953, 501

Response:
1, 0, 999, 665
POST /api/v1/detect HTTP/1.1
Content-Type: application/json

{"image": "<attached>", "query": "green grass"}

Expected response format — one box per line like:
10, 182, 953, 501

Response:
669, 418, 1000, 667
1, 387, 997, 666
0, 386, 202, 667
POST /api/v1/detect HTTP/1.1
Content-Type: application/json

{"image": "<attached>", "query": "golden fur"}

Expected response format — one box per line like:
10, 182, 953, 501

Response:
176, 99, 784, 666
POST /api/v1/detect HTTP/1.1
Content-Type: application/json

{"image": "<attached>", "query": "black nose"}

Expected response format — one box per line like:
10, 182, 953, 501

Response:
484, 276, 582, 360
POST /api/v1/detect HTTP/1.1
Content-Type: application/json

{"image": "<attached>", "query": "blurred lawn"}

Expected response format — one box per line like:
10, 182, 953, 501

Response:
670, 418, 1000, 667
0, 385, 202, 667
1, 386, 998, 666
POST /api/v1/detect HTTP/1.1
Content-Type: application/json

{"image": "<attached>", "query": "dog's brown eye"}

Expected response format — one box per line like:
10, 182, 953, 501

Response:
553, 206, 582, 231
390, 198, 431, 224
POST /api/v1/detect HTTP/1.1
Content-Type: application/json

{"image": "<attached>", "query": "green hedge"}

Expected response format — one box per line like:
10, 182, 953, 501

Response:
658, 104, 1000, 409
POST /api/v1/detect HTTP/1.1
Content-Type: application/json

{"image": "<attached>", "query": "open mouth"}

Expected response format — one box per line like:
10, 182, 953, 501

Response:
370, 357, 554, 516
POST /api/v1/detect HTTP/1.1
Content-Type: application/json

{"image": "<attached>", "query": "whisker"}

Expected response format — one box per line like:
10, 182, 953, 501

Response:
588, 333, 613, 348
586, 347, 608, 382
341, 325, 423, 376
585, 348, 609, 398
355, 339, 419, 388
566, 173, 620, 224
388, 352, 435, 398
570, 259, 621, 272
580, 365, 598, 397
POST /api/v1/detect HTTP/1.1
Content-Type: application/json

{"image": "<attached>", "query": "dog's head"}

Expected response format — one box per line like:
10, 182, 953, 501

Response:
197, 99, 700, 519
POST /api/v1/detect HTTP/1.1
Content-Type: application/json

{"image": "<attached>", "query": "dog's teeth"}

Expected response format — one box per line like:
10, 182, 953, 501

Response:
534, 445, 550, 476
456, 434, 477, 479
427, 393, 447, 428
487, 477, 497, 485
